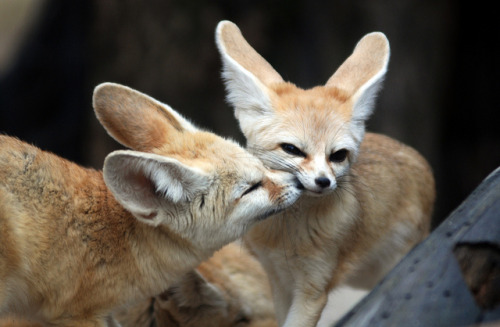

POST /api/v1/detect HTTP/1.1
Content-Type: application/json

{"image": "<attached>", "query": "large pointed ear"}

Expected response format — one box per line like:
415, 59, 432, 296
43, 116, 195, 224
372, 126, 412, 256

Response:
93, 82, 198, 151
157, 270, 225, 309
326, 32, 390, 122
216, 21, 284, 133
153, 270, 227, 325
103, 150, 211, 226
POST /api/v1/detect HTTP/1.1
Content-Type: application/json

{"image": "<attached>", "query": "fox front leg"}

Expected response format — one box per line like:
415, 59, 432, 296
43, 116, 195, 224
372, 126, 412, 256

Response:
106, 315, 122, 327
282, 289, 328, 327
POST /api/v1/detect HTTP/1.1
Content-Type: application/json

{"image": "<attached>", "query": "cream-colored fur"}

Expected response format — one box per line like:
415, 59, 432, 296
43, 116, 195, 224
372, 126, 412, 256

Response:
216, 21, 435, 327
115, 242, 276, 327
0, 83, 301, 326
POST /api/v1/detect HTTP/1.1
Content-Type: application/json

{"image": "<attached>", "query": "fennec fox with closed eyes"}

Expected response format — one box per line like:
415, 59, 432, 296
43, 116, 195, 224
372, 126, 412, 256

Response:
216, 21, 435, 327
0, 83, 301, 326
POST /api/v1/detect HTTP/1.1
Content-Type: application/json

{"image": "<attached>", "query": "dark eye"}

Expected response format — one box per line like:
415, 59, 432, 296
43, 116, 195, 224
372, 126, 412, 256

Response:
242, 181, 262, 196
280, 143, 306, 157
329, 149, 348, 162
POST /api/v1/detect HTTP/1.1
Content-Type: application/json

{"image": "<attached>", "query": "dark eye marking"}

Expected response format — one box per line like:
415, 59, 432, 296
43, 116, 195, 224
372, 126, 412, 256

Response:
329, 149, 349, 163
280, 143, 306, 157
242, 181, 262, 196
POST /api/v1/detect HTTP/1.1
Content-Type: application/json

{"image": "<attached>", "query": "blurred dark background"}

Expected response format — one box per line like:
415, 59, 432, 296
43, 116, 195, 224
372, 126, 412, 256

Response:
0, 0, 498, 228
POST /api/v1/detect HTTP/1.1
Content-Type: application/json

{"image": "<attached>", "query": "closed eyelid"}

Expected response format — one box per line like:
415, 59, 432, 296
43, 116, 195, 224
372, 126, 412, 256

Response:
280, 143, 307, 157
241, 181, 262, 196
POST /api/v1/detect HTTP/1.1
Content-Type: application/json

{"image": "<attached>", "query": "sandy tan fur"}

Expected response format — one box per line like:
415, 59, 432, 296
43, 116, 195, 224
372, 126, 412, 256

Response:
0, 83, 301, 326
114, 242, 276, 327
0, 317, 43, 327
0, 137, 139, 324
216, 21, 435, 327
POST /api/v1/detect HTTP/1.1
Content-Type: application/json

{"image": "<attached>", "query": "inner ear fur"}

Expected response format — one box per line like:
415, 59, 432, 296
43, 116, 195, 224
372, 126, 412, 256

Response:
158, 270, 225, 309
216, 20, 283, 87
326, 32, 390, 120
216, 20, 284, 135
326, 32, 390, 94
216, 21, 389, 124
103, 150, 211, 226
93, 82, 198, 151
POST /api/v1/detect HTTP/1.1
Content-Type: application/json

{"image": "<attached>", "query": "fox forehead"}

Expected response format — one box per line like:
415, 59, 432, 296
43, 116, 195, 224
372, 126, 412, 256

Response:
251, 84, 356, 152
270, 83, 352, 119
152, 130, 264, 175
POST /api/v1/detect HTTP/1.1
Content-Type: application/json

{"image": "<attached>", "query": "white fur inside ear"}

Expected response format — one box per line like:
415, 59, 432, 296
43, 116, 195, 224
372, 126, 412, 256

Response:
350, 67, 387, 123
103, 150, 211, 224
165, 270, 226, 309
349, 73, 386, 146
219, 50, 274, 117
215, 23, 275, 122
326, 32, 390, 124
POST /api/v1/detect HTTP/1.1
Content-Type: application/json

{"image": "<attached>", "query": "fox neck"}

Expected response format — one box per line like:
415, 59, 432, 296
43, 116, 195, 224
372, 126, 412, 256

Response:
129, 222, 204, 297
245, 180, 360, 252
84, 172, 204, 297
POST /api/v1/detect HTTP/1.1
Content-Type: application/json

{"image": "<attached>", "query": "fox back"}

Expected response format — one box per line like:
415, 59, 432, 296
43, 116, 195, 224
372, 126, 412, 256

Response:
216, 21, 435, 327
0, 83, 301, 326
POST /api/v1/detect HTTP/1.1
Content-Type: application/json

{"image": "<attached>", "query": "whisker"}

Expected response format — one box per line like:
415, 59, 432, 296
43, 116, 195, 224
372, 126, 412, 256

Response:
248, 145, 305, 175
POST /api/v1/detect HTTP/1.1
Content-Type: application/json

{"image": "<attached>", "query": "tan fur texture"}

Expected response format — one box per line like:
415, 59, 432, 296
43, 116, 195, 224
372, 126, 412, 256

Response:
0, 317, 43, 327
0, 83, 301, 326
115, 242, 276, 327
216, 21, 435, 327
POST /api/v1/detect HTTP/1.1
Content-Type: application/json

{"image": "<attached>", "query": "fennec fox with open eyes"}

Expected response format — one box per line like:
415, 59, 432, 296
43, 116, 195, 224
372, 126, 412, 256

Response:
0, 83, 301, 326
216, 21, 435, 327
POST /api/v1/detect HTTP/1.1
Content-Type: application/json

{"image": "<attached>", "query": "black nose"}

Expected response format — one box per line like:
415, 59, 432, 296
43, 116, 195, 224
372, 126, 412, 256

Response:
315, 177, 331, 188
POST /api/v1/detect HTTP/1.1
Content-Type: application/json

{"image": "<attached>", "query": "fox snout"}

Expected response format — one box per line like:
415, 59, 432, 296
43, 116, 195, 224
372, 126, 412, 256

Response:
264, 170, 303, 205
296, 176, 336, 197
299, 171, 338, 195
295, 157, 339, 196
254, 176, 302, 221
